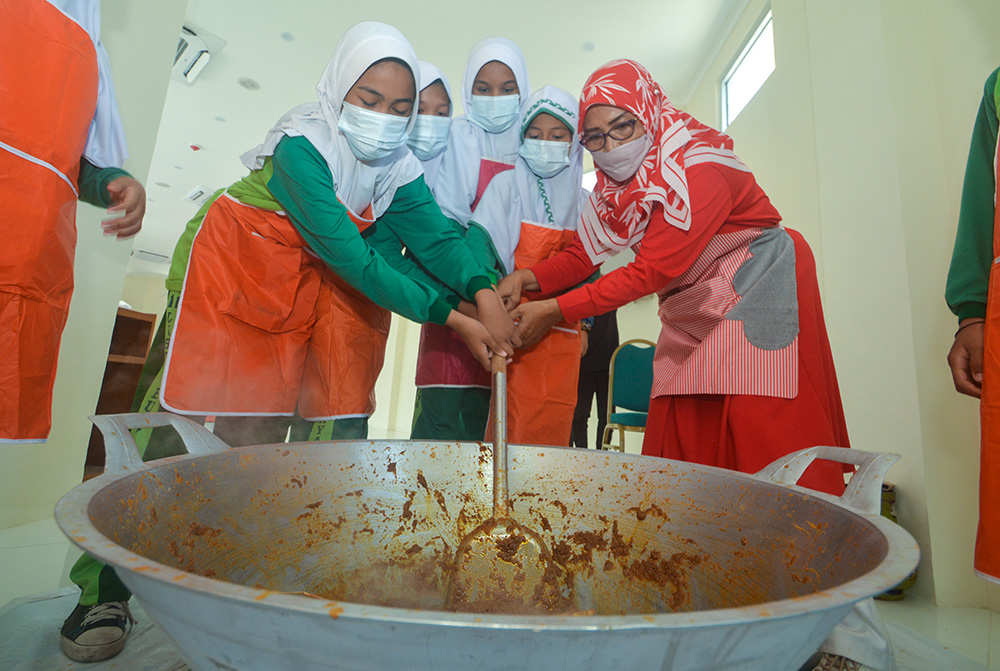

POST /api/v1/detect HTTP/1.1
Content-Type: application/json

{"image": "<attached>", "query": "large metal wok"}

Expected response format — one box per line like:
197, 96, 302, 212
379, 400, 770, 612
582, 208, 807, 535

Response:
55, 413, 918, 671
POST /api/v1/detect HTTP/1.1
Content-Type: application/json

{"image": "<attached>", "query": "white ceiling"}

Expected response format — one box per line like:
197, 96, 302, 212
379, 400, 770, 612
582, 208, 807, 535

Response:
128, 0, 750, 275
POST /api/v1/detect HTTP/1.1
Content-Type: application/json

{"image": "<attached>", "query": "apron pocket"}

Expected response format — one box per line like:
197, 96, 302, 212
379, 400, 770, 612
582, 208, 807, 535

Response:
217, 227, 319, 334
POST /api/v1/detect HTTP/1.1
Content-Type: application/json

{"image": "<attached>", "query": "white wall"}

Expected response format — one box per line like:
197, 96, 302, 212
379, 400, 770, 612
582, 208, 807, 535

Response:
0, 1, 189, 533
370, 318, 420, 439
121, 274, 169, 325
680, 0, 1000, 609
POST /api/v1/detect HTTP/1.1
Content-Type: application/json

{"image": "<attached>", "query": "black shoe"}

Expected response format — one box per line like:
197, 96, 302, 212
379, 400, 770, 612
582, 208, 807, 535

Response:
60, 601, 134, 662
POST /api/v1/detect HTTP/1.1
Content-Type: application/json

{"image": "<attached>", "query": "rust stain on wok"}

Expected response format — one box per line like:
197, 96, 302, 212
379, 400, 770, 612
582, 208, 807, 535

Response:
628, 504, 669, 522
609, 521, 631, 558
97, 445, 862, 621
623, 551, 702, 611
433, 490, 449, 516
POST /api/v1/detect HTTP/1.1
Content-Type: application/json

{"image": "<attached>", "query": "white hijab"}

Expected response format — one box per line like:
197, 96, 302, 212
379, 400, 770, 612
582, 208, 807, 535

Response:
432, 37, 530, 225
415, 60, 453, 189
240, 21, 423, 219
46, 0, 128, 169
472, 86, 586, 275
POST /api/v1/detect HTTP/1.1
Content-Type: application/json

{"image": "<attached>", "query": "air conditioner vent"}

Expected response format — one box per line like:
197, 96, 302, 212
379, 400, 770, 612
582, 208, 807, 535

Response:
171, 23, 226, 85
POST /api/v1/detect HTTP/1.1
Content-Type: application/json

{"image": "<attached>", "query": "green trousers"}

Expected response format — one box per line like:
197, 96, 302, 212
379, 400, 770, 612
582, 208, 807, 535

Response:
70, 293, 368, 606
410, 387, 491, 441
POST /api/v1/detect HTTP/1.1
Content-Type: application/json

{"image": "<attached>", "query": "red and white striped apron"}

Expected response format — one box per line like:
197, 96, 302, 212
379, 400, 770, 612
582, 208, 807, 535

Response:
652, 227, 797, 398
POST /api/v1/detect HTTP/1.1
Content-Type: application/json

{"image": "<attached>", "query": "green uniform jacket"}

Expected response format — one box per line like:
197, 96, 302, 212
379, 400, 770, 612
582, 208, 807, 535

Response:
167, 135, 494, 325
946, 67, 1000, 323
78, 158, 129, 208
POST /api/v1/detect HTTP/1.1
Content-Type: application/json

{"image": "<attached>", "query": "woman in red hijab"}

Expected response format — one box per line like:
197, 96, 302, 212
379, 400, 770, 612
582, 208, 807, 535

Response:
499, 59, 849, 496
499, 58, 900, 671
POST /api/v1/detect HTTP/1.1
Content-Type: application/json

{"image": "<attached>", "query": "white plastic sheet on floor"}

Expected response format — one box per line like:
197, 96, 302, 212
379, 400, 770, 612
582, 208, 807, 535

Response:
0, 588, 988, 671
0, 588, 188, 671
884, 622, 989, 671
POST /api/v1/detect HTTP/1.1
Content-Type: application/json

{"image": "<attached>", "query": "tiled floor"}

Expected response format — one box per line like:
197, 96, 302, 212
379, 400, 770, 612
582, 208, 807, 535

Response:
877, 597, 998, 669
0, 518, 75, 609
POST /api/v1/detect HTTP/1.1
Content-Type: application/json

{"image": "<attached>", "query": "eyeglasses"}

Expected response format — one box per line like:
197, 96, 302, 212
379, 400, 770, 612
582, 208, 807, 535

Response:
580, 118, 640, 152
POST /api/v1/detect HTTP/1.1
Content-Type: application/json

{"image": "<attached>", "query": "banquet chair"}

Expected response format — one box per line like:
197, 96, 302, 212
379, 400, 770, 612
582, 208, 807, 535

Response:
600, 338, 655, 452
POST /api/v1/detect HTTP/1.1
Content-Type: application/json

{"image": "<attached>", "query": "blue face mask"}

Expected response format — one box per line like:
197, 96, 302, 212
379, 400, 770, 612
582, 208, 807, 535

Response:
519, 139, 571, 178
337, 102, 410, 161
468, 94, 520, 133
407, 114, 451, 160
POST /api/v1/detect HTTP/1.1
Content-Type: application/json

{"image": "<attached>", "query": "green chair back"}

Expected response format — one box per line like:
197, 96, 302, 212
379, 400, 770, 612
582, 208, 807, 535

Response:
610, 339, 655, 416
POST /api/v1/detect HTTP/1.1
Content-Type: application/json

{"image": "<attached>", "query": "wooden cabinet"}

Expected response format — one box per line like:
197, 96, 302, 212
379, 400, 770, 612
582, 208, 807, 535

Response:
84, 307, 157, 476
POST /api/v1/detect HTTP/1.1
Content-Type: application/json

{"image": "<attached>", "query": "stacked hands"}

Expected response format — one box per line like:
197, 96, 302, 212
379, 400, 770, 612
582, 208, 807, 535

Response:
449, 268, 566, 371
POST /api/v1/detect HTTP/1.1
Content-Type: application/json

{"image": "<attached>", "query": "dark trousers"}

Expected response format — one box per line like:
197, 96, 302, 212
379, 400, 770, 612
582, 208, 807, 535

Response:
571, 370, 610, 449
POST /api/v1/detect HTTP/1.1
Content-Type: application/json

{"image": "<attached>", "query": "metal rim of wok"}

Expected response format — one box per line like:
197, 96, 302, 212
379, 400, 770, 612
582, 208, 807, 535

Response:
55, 441, 920, 631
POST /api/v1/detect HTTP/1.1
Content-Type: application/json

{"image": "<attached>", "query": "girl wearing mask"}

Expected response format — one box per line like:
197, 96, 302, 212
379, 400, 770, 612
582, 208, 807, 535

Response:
466, 86, 588, 446
130, 60, 458, 452
499, 59, 893, 671
66, 20, 524, 666
407, 60, 452, 189
501, 59, 848, 492
411, 37, 530, 441
157, 22, 516, 447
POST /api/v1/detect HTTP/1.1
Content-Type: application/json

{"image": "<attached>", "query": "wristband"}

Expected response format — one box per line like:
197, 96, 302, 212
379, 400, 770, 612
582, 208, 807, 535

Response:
956, 319, 985, 337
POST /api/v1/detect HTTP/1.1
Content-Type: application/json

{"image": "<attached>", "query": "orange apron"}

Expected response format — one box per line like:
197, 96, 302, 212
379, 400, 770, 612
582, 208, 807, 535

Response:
487, 221, 580, 447
162, 194, 389, 419
414, 157, 514, 389
0, 0, 97, 441
978, 93, 1000, 581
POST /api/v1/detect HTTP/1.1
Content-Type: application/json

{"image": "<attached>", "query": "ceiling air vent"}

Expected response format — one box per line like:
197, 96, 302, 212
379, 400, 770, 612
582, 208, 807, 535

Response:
182, 185, 214, 206
131, 249, 170, 264
172, 23, 226, 85
183, 185, 215, 206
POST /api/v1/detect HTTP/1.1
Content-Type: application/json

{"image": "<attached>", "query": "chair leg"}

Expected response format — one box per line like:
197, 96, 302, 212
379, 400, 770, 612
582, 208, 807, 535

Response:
600, 424, 613, 451
601, 424, 626, 452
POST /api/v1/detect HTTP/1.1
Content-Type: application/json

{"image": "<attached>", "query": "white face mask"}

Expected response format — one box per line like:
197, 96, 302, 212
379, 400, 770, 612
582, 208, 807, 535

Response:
519, 139, 571, 178
407, 114, 450, 160
337, 102, 410, 161
591, 133, 653, 182
468, 94, 520, 133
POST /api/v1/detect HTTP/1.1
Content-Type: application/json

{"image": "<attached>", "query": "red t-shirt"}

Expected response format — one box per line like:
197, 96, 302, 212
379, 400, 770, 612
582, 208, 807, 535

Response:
531, 163, 781, 322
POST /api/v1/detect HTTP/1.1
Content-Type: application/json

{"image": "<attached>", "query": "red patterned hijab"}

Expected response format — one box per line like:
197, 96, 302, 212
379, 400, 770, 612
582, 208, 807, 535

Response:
578, 59, 749, 263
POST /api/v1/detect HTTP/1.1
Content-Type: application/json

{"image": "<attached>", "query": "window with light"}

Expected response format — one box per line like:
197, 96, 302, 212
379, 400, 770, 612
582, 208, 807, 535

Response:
721, 9, 774, 130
